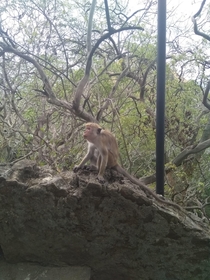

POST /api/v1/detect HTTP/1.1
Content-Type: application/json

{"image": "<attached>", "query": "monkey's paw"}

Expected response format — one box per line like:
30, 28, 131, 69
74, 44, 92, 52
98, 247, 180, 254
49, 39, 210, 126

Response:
73, 166, 81, 173
97, 175, 106, 184
83, 165, 97, 171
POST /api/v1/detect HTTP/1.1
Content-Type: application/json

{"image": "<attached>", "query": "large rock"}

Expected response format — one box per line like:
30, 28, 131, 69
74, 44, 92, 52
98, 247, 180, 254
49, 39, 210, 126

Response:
0, 160, 209, 280
0, 258, 91, 280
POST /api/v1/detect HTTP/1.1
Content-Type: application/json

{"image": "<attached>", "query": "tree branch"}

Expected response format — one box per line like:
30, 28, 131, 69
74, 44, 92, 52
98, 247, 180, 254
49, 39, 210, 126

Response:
192, 0, 206, 18
0, 42, 96, 122
0, 42, 56, 99
191, 0, 210, 41
173, 139, 210, 166
203, 81, 210, 110
73, 26, 143, 112
141, 139, 210, 185
104, 0, 112, 32
87, 0, 97, 53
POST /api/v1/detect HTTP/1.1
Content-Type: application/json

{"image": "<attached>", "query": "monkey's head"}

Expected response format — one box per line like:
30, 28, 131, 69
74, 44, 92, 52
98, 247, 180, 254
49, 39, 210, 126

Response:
84, 122, 102, 142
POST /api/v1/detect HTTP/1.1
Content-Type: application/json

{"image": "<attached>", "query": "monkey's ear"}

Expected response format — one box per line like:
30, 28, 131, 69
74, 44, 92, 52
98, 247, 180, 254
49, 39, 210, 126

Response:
97, 128, 102, 134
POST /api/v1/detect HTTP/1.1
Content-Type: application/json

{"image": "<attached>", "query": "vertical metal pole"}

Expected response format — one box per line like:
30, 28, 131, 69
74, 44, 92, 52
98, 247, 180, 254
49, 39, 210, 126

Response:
156, 0, 166, 196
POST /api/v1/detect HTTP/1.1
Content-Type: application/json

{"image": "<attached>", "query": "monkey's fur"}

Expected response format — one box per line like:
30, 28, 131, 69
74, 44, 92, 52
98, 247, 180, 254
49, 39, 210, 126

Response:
74, 122, 183, 211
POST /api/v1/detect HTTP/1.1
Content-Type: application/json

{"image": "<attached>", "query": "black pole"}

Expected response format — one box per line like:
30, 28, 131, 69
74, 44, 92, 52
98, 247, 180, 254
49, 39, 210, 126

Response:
156, 0, 166, 196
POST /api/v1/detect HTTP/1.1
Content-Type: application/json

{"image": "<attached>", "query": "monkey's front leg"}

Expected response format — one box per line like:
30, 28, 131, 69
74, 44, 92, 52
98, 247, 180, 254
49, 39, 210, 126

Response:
73, 144, 98, 173
73, 153, 91, 172
96, 152, 108, 183
73, 164, 84, 173
83, 165, 98, 171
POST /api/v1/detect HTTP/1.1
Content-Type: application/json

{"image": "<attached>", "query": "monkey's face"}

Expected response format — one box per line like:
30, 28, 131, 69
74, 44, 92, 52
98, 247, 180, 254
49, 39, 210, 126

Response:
84, 126, 95, 141
84, 124, 102, 144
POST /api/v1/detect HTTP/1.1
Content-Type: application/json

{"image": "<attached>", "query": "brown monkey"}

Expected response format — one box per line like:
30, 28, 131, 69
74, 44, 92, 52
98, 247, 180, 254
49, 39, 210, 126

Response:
73, 123, 118, 180
74, 122, 183, 211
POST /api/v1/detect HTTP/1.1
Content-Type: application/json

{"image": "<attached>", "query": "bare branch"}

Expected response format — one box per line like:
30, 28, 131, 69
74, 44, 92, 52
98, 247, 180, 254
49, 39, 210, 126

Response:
203, 81, 210, 110
173, 139, 210, 166
96, 66, 129, 120
191, 0, 210, 41
193, 0, 206, 18
185, 196, 210, 210
141, 139, 210, 185
0, 42, 55, 99
104, 0, 112, 32
87, 0, 97, 53
73, 26, 144, 111
0, 42, 96, 122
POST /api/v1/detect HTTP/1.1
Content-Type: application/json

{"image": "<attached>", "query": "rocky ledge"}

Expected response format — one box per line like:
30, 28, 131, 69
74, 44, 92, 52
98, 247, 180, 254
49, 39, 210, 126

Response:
0, 160, 209, 280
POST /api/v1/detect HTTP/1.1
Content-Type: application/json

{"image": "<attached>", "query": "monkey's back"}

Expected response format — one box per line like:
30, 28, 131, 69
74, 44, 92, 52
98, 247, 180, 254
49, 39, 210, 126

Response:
100, 129, 119, 167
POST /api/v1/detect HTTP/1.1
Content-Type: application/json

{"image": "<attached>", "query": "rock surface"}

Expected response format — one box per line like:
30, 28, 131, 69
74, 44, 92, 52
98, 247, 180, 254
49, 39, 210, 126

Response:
0, 258, 90, 280
0, 160, 210, 280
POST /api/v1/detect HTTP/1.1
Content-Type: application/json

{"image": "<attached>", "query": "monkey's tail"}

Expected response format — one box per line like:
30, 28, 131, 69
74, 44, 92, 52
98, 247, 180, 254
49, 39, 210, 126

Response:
113, 165, 184, 212
114, 165, 146, 188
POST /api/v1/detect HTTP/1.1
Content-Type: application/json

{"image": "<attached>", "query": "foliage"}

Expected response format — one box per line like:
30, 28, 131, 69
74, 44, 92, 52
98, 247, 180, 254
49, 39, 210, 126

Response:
0, 0, 210, 218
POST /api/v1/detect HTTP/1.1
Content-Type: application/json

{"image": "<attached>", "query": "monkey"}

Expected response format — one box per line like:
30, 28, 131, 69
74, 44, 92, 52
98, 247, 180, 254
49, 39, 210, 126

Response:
73, 122, 184, 211
73, 123, 119, 180
78, 145, 99, 171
